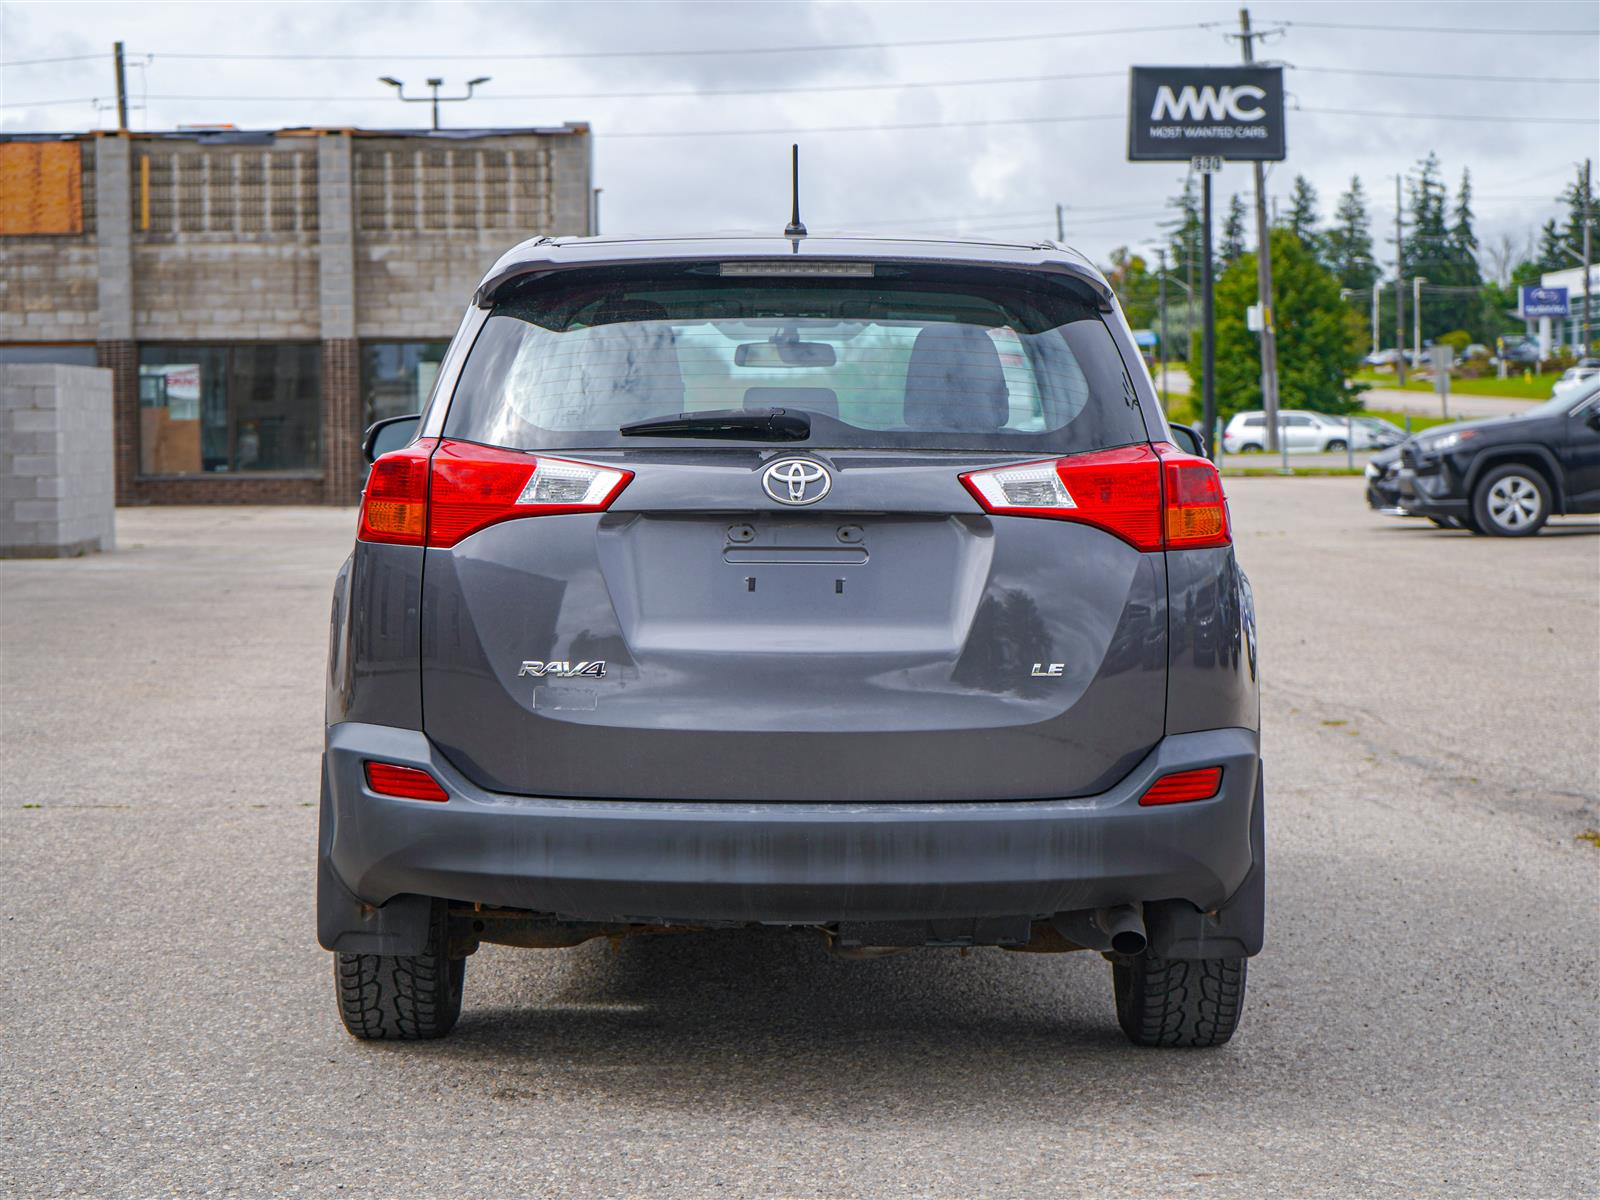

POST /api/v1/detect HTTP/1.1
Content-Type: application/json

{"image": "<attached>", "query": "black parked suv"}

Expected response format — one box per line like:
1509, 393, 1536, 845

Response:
320, 235, 1263, 1047
1390, 381, 1600, 535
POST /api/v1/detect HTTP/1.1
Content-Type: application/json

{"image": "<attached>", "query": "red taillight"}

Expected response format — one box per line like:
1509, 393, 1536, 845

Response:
960, 445, 1164, 551
1139, 766, 1224, 806
357, 439, 633, 550
357, 439, 435, 546
364, 761, 449, 802
1157, 443, 1231, 550
958, 442, 1230, 552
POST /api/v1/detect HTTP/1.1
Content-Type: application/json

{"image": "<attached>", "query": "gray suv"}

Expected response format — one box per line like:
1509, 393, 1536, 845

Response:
320, 235, 1263, 1047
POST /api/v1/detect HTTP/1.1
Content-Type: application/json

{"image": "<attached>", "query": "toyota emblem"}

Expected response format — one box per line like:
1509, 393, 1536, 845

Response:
761, 458, 832, 506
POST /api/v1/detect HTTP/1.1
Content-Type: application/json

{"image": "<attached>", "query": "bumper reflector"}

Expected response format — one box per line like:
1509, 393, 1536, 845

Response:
1139, 766, 1223, 806
364, 761, 449, 802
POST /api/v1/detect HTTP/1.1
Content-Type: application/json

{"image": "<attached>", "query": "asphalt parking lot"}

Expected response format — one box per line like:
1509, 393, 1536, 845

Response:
2, 479, 1596, 1198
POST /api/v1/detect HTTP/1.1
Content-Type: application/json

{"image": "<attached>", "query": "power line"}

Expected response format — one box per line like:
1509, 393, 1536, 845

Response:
1284, 20, 1598, 36
603, 113, 1123, 138
1292, 64, 1599, 85
131, 24, 1209, 62
1298, 105, 1598, 127
0, 53, 106, 68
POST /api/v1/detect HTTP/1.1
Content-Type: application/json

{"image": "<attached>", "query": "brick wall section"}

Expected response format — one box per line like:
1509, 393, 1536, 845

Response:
321, 338, 362, 503
1, 363, 115, 557
96, 339, 139, 502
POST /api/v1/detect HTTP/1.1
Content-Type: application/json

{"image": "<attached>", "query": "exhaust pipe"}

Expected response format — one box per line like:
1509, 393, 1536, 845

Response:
1094, 904, 1148, 956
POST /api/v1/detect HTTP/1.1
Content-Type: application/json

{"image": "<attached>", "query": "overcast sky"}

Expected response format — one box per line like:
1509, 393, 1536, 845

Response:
3, 0, 1596, 277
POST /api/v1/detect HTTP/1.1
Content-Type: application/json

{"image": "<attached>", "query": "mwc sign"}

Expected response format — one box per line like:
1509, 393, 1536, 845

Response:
1128, 67, 1286, 162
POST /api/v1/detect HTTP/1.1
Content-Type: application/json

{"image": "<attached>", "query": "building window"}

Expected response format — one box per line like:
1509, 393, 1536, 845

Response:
138, 343, 320, 475
0, 345, 98, 366
362, 341, 448, 428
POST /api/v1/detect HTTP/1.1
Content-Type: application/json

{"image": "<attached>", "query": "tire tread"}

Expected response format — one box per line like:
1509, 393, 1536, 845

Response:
1113, 954, 1246, 1048
334, 900, 463, 1040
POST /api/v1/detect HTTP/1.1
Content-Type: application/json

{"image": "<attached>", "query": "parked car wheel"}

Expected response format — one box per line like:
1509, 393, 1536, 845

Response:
1472, 464, 1551, 537
335, 899, 465, 1040
1239, 443, 1263, 454
1113, 952, 1246, 1047
1325, 439, 1347, 453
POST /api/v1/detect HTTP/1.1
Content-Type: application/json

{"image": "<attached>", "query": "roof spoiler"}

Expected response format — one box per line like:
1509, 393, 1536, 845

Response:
474, 249, 1114, 312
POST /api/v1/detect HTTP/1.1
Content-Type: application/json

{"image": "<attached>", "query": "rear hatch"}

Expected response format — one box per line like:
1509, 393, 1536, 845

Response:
415, 258, 1172, 802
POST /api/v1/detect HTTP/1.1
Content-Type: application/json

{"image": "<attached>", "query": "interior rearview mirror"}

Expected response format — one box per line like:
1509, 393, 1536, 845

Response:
1169, 422, 1209, 459
363, 414, 421, 464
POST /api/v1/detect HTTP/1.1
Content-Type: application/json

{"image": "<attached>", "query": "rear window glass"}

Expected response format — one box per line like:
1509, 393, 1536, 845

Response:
445, 263, 1147, 453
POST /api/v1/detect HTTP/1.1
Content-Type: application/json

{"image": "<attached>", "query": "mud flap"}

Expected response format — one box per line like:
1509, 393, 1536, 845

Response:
315, 753, 433, 955
1145, 764, 1265, 959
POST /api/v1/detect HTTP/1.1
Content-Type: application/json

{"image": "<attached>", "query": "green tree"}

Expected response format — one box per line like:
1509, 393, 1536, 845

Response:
1165, 174, 1204, 285
1282, 174, 1320, 253
1324, 176, 1378, 291
1558, 167, 1595, 263
1537, 219, 1567, 272
1220, 194, 1248, 266
1104, 246, 1159, 329
1194, 228, 1356, 420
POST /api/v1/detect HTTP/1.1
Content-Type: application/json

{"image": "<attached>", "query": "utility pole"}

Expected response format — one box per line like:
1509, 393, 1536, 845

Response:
112, 41, 129, 131
1158, 247, 1170, 405
1395, 174, 1408, 386
1056, 203, 1065, 242
1237, 8, 1281, 452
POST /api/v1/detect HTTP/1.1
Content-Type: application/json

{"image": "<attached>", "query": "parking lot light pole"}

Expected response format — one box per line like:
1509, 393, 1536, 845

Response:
379, 75, 492, 129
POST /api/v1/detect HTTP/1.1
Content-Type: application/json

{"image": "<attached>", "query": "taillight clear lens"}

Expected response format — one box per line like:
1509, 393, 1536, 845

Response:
357, 439, 435, 546
960, 445, 1164, 552
428, 440, 631, 548
959, 443, 1231, 553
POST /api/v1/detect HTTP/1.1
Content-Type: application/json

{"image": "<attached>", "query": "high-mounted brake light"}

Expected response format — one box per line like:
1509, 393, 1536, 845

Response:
958, 442, 1229, 552
364, 761, 449, 802
1139, 766, 1223, 806
357, 439, 632, 549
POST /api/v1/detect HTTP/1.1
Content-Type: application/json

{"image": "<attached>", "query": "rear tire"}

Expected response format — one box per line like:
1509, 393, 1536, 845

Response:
1472, 464, 1551, 537
1326, 439, 1347, 453
1112, 953, 1246, 1048
1240, 443, 1263, 454
335, 899, 465, 1040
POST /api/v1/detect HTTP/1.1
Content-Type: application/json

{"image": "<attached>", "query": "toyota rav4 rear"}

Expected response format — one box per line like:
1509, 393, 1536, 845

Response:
320, 235, 1262, 1047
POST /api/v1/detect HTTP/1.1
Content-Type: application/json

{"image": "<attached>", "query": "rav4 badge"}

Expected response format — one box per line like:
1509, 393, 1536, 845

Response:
518, 660, 606, 678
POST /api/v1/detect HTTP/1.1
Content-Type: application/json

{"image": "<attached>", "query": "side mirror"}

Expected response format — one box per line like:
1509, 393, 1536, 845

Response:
1169, 422, 1209, 459
362, 414, 421, 464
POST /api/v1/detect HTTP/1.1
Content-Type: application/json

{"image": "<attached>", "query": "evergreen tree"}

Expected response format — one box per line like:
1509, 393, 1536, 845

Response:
1194, 228, 1355, 419
1537, 219, 1568, 272
1220, 194, 1248, 266
1283, 175, 1320, 252
1324, 176, 1378, 292
1165, 174, 1204, 284
1558, 167, 1594, 262
1449, 167, 1478, 256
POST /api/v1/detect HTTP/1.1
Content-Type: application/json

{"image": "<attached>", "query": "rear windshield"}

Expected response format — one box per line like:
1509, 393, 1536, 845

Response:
445, 263, 1147, 453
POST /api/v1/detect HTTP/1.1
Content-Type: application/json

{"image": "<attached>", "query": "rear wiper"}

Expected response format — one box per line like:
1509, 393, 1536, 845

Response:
619, 407, 810, 441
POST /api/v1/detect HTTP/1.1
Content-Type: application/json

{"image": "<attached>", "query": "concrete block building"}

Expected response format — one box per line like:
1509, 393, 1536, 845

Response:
0, 125, 592, 503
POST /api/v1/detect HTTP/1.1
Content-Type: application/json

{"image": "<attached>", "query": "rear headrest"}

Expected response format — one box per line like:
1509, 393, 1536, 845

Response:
583, 295, 682, 408
903, 324, 1009, 431
742, 387, 838, 418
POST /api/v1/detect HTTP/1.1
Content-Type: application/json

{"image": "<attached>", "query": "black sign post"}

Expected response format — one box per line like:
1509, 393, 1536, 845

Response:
1128, 65, 1286, 457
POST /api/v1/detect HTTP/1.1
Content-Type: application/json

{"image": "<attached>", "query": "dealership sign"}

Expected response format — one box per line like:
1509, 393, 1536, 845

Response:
1519, 286, 1569, 318
1128, 66, 1287, 161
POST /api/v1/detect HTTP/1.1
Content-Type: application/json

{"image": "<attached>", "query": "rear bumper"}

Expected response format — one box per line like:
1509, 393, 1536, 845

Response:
319, 721, 1262, 945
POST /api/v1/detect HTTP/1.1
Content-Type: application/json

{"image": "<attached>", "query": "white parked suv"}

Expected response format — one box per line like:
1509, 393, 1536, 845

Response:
1222, 410, 1375, 454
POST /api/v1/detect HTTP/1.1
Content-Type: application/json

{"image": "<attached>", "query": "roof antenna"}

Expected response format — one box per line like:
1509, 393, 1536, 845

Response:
784, 143, 807, 239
